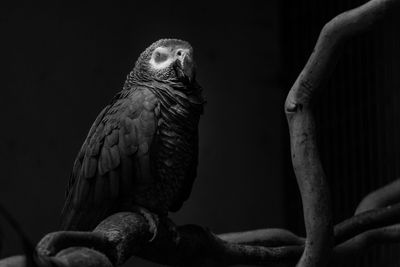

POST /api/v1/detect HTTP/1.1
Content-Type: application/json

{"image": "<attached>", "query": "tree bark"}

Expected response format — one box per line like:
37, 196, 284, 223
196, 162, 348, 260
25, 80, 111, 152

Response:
284, 0, 399, 265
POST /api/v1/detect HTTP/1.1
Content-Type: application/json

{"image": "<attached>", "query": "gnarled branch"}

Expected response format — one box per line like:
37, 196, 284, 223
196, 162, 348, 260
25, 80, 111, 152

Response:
284, 0, 399, 265
3, 197, 400, 267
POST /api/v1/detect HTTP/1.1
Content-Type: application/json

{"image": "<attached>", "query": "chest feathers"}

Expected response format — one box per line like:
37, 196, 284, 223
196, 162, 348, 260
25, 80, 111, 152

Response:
132, 80, 204, 212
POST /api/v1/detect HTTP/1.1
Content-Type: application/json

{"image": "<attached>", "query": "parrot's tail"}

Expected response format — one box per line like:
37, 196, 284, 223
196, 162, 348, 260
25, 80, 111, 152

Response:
59, 202, 88, 231
60, 208, 88, 230
59, 192, 75, 230
60, 183, 114, 231
59, 193, 85, 230
59, 189, 91, 231
60, 201, 110, 231
59, 208, 75, 230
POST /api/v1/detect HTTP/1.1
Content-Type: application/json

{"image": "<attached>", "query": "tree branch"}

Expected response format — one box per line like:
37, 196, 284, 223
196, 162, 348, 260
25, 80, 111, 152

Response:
334, 223, 400, 261
218, 228, 305, 247
355, 178, 400, 214
335, 202, 400, 245
2, 200, 400, 267
284, 0, 399, 265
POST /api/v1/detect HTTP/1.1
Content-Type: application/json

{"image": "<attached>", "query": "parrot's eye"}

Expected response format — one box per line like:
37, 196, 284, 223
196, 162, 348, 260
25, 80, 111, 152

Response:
149, 47, 175, 71
154, 51, 168, 63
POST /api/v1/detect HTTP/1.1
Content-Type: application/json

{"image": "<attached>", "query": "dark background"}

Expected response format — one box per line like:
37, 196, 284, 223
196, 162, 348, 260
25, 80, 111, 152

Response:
0, 1, 399, 267
0, 1, 284, 266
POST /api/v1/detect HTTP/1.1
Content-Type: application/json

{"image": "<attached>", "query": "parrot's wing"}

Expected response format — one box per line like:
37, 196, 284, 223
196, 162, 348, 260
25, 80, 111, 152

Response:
60, 88, 158, 230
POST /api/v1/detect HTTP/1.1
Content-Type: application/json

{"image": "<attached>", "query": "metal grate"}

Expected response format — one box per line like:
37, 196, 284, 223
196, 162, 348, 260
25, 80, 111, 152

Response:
282, 0, 400, 266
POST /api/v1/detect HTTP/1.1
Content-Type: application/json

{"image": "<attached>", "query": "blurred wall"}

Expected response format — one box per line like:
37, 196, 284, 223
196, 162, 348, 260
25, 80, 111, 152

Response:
0, 1, 285, 266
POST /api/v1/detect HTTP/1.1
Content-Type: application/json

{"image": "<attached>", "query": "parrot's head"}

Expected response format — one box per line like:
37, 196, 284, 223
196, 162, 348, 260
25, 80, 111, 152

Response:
133, 39, 196, 85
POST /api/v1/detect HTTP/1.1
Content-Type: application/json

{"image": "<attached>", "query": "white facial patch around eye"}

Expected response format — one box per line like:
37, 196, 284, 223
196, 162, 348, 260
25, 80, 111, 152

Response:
149, 47, 174, 70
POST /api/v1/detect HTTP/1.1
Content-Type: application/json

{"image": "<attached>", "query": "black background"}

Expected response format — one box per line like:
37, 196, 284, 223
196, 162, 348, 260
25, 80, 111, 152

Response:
3, 1, 399, 266
0, 1, 286, 266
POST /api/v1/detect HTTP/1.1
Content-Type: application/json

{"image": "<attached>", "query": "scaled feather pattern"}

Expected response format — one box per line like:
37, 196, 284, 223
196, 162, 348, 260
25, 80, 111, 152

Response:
61, 39, 205, 231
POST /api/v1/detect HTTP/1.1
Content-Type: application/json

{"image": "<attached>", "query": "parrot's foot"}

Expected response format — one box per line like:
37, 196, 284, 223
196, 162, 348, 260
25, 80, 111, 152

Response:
161, 216, 180, 244
131, 206, 159, 242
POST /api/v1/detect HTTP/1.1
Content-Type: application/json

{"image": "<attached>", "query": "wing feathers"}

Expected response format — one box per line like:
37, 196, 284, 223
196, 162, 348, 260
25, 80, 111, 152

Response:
94, 174, 110, 204
120, 157, 134, 196
61, 88, 158, 230
74, 175, 91, 207
82, 157, 97, 178
109, 169, 120, 199
109, 146, 120, 168
123, 118, 140, 155
105, 129, 119, 146
99, 147, 112, 176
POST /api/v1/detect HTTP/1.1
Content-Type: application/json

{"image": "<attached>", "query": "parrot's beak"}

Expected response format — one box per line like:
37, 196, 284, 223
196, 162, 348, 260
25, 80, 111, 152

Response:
181, 53, 195, 82
175, 48, 196, 83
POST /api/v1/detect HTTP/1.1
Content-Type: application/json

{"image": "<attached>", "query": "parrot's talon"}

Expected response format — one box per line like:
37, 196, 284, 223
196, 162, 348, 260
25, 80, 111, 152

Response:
132, 206, 159, 242
161, 217, 180, 244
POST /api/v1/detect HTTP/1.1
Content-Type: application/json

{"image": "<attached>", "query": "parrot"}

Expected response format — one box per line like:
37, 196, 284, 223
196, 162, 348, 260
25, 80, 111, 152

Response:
60, 39, 205, 231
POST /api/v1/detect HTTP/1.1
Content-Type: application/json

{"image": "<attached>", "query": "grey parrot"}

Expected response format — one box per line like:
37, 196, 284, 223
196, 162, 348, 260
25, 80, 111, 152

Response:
60, 39, 205, 231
